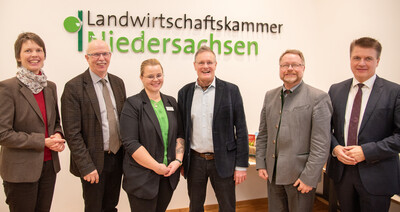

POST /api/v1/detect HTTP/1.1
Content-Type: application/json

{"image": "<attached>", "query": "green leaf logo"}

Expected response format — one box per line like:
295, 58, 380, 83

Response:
64, 16, 82, 33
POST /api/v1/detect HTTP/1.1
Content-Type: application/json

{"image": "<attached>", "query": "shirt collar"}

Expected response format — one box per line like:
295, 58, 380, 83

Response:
352, 74, 376, 89
282, 80, 303, 93
89, 69, 110, 84
195, 77, 216, 90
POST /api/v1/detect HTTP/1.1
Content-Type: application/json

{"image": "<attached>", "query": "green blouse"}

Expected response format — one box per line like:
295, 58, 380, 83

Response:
150, 99, 169, 165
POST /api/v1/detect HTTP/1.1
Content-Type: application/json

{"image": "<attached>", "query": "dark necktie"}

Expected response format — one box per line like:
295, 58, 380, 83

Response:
347, 83, 364, 146
100, 79, 121, 154
281, 89, 291, 106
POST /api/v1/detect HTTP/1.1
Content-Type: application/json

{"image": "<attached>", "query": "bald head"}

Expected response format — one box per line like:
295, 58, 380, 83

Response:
86, 40, 110, 54
85, 40, 112, 78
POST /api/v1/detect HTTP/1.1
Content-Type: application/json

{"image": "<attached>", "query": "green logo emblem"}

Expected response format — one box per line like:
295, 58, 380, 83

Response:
63, 16, 82, 32
63, 11, 83, 51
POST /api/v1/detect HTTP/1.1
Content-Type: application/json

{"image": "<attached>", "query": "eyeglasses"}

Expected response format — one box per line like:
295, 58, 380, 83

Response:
87, 52, 111, 58
279, 63, 304, 70
196, 61, 215, 66
144, 74, 163, 80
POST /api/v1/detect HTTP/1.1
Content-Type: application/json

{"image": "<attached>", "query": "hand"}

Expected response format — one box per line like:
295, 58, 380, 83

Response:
234, 170, 247, 185
51, 132, 64, 140
55, 142, 65, 152
154, 163, 170, 176
333, 145, 357, 165
45, 135, 66, 152
258, 169, 268, 181
293, 179, 313, 194
164, 160, 181, 177
51, 134, 66, 152
83, 170, 99, 184
344, 145, 365, 163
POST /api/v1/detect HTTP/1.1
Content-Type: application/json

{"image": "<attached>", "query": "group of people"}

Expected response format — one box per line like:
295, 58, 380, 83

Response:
0, 31, 398, 212
0, 32, 248, 212
255, 38, 400, 212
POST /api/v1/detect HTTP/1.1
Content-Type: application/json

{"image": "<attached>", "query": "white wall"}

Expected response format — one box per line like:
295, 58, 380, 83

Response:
1, 0, 400, 211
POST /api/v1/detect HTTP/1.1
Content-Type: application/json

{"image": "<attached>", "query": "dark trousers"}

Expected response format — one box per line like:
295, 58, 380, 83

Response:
187, 153, 235, 212
267, 178, 316, 212
81, 150, 123, 212
127, 177, 174, 212
335, 165, 391, 212
3, 160, 56, 212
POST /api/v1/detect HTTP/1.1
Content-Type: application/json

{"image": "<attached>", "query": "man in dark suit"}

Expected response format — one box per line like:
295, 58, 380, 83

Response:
61, 40, 126, 212
327, 37, 400, 212
178, 46, 249, 211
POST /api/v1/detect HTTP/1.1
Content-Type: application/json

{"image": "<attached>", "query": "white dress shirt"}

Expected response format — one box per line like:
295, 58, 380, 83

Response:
344, 74, 376, 146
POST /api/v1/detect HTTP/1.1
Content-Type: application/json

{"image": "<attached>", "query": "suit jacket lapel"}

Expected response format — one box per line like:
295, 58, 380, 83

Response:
19, 81, 44, 124
186, 83, 195, 126
141, 90, 163, 143
108, 74, 124, 114
43, 86, 54, 128
359, 76, 383, 134
213, 78, 224, 119
83, 69, 102, 124
337, 80, 352, 133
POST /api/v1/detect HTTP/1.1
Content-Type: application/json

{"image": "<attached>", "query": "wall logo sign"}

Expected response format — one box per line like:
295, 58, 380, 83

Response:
63, 10, 283, 55
63, 11, 84, 51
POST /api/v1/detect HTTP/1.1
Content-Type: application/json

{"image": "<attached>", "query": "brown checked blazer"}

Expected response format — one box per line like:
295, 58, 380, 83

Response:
61, 69, 126, 177
0, 77, 62, 183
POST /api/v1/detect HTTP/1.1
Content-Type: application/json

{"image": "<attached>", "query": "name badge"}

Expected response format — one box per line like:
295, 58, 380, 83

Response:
166, 106, 174, 111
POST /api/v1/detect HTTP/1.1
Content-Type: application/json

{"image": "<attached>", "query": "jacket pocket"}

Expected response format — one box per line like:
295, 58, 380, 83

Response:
293, 104, 310, 111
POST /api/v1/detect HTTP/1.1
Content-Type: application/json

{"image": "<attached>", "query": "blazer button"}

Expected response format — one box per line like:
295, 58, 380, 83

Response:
272, 154, 275, 158
273, 140, 276, 144
275, 125, 278, 129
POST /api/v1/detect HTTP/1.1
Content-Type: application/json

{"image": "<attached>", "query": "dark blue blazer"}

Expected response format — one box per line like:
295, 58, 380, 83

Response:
326, 76, 400, 196
178, 77, 249, 178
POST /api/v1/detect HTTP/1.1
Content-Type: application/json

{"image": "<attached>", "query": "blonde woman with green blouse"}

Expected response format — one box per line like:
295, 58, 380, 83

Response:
120, 58, 185, 212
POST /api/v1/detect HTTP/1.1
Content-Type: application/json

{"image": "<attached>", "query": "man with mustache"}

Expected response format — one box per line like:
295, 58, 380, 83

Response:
61, 40, 126, 212
256, 49, 332, 212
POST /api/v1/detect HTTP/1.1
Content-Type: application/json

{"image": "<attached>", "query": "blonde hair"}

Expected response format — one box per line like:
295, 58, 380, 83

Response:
140, 58, 163, 76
